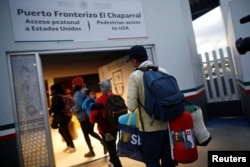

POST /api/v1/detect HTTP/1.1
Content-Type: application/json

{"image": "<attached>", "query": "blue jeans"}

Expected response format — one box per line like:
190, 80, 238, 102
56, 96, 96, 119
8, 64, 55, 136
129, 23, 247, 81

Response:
139, 129, 175, 167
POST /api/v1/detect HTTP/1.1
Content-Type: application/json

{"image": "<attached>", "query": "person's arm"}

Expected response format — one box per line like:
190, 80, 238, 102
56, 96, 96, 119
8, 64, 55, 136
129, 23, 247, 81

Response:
81, 98, 88, 111
127, 73, 139, 112
86, 99, 94, 112
89, 96, 106, 123
82, 98, 96, 115
89, 109, 99, 124
49, 95, 63, 115
72, 91, 83, 113
91, 103, 104, 110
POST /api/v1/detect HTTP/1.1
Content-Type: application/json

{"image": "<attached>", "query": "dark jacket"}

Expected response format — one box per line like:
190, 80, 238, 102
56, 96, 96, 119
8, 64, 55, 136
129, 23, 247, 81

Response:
49, 94, 68, 122
89, 92, 118, 134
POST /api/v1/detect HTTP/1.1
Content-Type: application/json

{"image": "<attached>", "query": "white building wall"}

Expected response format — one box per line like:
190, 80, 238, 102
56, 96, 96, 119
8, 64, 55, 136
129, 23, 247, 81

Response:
220, 0, 250, 81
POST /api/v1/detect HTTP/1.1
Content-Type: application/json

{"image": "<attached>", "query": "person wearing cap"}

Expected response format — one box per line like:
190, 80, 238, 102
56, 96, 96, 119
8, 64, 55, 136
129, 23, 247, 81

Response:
71, 76, 105, 157
126, 45, 175, 167
89, 79, 122, 167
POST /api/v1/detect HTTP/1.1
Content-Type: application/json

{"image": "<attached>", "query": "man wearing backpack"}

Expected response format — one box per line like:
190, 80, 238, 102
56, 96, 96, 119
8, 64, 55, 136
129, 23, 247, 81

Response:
89, 79, 122, 167
127, 45, 176, 167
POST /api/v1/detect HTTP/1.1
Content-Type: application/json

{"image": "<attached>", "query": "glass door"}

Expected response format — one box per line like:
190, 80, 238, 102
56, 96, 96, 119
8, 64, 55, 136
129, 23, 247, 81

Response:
9, 53, 54, 167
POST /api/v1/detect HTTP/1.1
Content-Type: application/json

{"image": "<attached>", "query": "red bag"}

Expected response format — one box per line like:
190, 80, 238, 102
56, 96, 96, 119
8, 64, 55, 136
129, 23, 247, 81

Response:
168, 111, 198, 163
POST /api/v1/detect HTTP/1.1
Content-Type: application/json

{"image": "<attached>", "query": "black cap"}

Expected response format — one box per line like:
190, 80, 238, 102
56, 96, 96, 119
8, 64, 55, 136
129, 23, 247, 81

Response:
127, 45, 148, 63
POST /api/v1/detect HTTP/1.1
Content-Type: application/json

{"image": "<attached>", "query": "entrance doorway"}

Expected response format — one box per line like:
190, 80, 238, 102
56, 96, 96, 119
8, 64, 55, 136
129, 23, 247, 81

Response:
8, 46, 154, 167
41, 49, 128, 167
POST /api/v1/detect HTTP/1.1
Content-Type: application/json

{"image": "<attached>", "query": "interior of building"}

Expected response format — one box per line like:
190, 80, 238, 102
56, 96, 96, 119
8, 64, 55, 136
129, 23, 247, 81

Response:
41, 50, 129, 167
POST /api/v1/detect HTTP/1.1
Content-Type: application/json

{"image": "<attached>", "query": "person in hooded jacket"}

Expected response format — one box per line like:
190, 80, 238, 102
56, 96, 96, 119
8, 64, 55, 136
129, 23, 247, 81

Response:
71, 76, 106, 157
89, 79, 122, 167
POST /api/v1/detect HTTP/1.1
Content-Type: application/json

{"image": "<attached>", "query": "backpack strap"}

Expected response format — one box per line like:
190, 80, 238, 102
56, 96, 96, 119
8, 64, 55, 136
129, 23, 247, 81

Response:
137, 100, 145, 132
138, 100, 157, 132
136, 66, 159, 131
136, 65, 159, 72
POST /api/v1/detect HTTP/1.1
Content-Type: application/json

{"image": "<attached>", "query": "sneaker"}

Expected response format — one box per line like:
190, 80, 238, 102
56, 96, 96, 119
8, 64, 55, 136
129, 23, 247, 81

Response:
108, 163, 114, 167
63, 147, 71, 152
108, 159, 114, 167
84, 151, 95, 157
67, 147, 76, 153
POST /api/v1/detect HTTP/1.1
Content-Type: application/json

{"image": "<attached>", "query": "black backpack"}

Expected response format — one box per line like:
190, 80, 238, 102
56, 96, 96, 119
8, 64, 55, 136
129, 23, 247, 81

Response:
106, 94, 128, 125
138, 66, 185, 122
